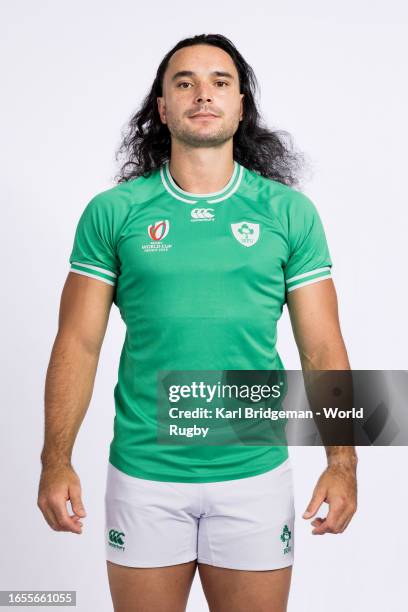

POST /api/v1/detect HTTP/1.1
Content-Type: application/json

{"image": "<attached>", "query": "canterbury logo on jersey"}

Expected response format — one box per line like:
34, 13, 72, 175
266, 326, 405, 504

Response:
108, 529, 126, 550
191, 208, 215, 222
148, 220, 170, 241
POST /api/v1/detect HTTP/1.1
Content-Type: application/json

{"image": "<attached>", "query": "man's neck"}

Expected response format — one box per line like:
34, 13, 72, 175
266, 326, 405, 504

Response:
168, 147, 235, 194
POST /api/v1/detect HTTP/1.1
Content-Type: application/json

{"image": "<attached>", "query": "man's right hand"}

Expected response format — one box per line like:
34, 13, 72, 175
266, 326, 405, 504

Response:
37, 464, 87, 534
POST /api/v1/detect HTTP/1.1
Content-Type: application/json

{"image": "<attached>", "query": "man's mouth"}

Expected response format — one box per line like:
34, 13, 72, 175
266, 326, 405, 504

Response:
189, 112, 220, 119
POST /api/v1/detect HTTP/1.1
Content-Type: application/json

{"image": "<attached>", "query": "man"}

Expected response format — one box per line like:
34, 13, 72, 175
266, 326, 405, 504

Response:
38, 34, 357, 612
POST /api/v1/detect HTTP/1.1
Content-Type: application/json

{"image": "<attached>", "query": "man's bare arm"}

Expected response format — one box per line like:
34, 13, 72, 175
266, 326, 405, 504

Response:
37, 272, 114, 533
287, 278, 358, 535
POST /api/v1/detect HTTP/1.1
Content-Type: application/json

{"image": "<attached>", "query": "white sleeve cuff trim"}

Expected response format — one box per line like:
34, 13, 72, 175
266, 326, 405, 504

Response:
286, 266, 331, 284
287, 274, 332, 292
70, 268, 116, 286
71, 261, 117, 278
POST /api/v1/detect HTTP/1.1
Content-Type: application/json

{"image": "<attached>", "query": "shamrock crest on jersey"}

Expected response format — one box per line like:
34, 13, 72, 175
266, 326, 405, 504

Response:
231, 221, 260, 247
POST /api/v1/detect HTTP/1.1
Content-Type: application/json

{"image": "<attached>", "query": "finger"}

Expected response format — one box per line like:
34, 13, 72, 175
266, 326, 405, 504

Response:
69, 514, 83, 527
321, 497, 347, 533
310, 517, 333, 535
313, 503, 347, 535
42, 505, 62, 531
51, 498, 83, 533
310, 497, 356, 535
69, 485, 87, 518
303, 491, 326, 519
312, 519, 331, 535
311, 518, 324, 527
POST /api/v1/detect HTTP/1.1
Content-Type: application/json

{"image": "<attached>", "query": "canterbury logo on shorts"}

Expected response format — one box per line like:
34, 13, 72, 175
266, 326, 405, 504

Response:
108, 529, 126, 550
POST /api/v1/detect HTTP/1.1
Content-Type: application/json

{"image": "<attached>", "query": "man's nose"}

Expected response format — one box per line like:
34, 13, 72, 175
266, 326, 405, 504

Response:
195, 85, 213, 104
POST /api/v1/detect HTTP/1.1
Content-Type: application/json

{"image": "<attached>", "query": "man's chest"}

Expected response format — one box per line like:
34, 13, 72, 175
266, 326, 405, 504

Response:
118, 200, 288, 282
114, 199, 289, 321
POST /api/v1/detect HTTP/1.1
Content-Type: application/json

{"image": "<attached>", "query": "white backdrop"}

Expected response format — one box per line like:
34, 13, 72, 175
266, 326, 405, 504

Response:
1, 1, 407, 610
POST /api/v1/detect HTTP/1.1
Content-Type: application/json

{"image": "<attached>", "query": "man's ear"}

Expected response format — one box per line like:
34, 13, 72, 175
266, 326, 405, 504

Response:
157, 97, 166, 124
239, 93, 244, 121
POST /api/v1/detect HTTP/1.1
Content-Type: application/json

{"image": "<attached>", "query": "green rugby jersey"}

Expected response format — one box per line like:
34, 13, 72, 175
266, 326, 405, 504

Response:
68, 160, 332, 482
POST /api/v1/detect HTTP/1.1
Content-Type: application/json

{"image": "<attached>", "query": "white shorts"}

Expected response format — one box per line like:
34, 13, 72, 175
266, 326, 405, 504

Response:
104, 458, 295, 571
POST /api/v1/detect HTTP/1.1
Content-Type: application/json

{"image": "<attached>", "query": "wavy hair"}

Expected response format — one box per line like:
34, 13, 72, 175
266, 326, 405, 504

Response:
114, 33, 307, 187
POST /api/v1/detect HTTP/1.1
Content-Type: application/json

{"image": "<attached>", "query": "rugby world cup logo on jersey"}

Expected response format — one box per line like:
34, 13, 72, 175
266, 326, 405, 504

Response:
149, 220, 170, 241
142, 220, 173, 252
231, 221, 260, 247
191, 208, 215, 222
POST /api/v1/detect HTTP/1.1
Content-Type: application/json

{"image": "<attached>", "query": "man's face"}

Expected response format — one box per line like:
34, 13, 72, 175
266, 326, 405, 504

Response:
157, 44, 244, 149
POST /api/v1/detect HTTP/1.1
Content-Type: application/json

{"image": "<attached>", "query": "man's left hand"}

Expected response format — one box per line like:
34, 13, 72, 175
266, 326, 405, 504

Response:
302, 462, 357, 535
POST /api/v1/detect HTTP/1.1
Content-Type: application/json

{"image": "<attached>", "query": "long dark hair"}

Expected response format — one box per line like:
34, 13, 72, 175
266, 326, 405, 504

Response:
114, 33, 307, 187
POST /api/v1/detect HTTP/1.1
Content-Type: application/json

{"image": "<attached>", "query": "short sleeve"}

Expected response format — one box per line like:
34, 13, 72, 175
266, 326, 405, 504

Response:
284, 193, 332, 294
69, 193, 120, 287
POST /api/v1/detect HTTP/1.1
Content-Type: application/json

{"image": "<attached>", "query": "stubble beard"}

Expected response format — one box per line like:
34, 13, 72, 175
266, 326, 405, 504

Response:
166, 114, 240, 149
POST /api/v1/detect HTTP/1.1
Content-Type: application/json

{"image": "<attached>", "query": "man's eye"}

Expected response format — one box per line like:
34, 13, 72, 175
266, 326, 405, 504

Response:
176, 81, 229, 88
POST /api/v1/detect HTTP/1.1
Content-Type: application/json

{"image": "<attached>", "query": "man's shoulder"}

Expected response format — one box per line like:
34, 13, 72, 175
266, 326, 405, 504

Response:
88, 169, 162, 214
244, 167, 315, 218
